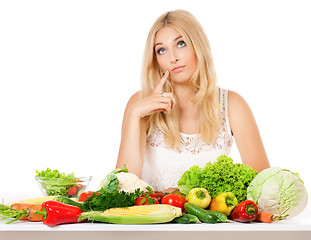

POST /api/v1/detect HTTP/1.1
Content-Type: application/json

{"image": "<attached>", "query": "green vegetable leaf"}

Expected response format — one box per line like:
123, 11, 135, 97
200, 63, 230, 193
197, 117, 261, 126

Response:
81, 188, 143, 212
100, 164, 128, 193
178, 155, 258, 203
104, 174, 120, 193
147, 197, 157, 204
35, 168, 77, 196
36, 168, 75, 179
247, 167, 308, 218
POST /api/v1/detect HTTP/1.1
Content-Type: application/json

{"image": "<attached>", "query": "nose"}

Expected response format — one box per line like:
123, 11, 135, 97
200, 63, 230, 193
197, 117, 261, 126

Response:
169, 50, 179, 64
170, 58, 179, 64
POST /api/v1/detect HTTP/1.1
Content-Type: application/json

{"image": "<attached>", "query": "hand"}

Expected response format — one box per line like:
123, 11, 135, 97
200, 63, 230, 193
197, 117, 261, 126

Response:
130, 71, 176, 118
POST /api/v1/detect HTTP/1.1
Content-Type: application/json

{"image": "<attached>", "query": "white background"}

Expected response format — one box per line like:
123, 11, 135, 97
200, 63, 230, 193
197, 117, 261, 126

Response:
0, 0, 310, 208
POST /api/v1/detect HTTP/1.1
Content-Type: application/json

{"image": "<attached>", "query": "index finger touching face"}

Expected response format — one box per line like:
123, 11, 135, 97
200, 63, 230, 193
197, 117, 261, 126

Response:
154, 70, 169, 93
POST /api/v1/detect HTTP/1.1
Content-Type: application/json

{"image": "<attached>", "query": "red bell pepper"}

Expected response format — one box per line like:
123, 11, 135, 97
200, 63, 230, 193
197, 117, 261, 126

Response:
35, 200, 83, 226
231, 200, 258, 223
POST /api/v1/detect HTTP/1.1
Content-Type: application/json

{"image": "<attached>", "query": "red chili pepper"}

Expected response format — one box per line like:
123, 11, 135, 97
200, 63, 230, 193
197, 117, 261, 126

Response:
231, 200, 258, 223
35, 200, 83, 226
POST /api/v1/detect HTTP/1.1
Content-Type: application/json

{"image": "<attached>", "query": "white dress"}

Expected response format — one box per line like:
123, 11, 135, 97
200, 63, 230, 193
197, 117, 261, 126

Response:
142, 88, 233, 191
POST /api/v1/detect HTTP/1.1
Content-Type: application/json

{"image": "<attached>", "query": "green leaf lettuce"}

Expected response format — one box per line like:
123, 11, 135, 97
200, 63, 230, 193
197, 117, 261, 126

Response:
178, 155, 258, 203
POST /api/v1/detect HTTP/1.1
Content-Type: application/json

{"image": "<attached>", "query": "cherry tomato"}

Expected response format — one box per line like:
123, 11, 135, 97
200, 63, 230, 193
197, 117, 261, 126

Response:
161, 194, 187, 212
67, 186, 77, 196
78, 191, 98, 202
135, 196, 159, 205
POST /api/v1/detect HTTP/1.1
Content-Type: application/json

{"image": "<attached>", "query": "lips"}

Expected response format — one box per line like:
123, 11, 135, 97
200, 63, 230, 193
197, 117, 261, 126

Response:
171, 65, 185, 73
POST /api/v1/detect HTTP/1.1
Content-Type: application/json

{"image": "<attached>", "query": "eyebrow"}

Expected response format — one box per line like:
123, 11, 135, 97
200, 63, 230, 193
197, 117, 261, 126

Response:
155, 35, 183, 47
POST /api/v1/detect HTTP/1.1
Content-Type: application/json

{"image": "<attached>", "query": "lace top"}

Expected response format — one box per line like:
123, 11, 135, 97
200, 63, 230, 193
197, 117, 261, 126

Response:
142, 88, 233, 191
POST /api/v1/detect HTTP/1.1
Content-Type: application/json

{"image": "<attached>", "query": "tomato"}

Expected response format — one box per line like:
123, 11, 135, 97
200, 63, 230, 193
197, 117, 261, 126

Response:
161, 194, 187, 212
143, 191, 165, 203
67, 186, 77, 196
78, 191, 98, 202
68, 184, 84, 197
135, 196, 159, 205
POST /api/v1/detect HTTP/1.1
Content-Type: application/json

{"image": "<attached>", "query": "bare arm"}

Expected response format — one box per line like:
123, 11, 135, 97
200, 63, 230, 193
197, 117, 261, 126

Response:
116, 92, 147, 178
116, 71, 176, 178
228, 91, 270, 172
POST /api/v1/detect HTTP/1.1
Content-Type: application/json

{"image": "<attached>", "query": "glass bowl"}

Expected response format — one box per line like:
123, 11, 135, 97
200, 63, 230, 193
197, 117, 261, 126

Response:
35, 175, 92, 198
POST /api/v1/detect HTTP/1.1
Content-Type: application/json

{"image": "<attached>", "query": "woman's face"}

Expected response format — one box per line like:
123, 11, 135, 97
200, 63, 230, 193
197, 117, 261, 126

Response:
154, 26, 197, 84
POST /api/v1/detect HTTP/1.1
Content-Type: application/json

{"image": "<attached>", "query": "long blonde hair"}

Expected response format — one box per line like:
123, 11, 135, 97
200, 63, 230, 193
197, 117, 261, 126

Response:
141, 9, 221, 149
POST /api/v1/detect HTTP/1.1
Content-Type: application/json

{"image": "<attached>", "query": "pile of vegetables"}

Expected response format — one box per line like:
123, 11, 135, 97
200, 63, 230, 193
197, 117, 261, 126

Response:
0, 158, 308, 226
178, 155, 258, 203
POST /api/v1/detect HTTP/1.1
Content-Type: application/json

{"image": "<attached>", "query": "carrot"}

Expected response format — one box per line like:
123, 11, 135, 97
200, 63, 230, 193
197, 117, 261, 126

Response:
11, 203, 32, 220
255, 211, 274, 223
1, 203, 43, 223
11, 203, 43, 221
26, 204, 43, 221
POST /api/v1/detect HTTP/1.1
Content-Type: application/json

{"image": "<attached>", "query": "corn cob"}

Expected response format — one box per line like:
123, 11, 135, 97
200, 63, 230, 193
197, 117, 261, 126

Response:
6, 196, 57, 206
78, 204, 182, 224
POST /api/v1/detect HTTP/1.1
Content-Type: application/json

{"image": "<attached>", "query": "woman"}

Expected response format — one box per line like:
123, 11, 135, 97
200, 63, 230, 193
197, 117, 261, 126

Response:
116, 10, 270, 192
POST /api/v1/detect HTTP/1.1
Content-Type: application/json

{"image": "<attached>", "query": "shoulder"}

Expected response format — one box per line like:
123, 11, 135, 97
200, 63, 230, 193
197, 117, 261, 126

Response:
124, 91, 148, 124
227, 90, 250, 113
127, 91, 141, 105
226, 90, 270, 171
227, 90, 255, 133
122, 90, 148, 129
125, 91, 141, 110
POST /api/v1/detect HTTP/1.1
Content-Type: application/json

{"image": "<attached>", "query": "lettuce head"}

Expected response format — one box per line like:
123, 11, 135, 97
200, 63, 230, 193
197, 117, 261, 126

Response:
178, 155, 258, 203
247, 167, 308, 218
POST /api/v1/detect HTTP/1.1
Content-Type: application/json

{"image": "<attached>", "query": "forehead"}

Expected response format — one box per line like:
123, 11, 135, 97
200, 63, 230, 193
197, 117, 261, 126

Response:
155, 26, 182, 45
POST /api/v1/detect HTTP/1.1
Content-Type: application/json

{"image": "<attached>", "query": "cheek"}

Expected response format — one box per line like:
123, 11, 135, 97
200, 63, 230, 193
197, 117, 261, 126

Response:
156, 56, 168, 72
193, 56, 198, 70
187, 52, 197, 71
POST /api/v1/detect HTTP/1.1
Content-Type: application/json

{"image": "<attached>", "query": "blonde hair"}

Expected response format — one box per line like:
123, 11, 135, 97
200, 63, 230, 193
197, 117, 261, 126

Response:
141, 9, 221, 149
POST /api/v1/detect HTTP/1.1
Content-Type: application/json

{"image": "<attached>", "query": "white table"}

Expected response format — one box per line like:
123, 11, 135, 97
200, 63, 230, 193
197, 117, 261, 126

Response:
1, 192, 311, 240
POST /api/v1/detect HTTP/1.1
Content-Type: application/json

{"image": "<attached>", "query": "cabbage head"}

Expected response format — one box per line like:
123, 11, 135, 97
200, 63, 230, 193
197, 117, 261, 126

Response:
247, 167, 308, 218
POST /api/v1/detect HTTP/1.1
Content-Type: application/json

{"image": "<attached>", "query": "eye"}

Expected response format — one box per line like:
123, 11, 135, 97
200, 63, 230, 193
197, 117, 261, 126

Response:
156, 48, 166, 55
177, 40, 186, 48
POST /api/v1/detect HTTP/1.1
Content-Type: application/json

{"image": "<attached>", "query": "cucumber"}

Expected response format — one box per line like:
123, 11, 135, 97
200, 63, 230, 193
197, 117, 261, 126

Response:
206, 210, 227, 223
184, 203, 218, 224
172, 213, 200, 224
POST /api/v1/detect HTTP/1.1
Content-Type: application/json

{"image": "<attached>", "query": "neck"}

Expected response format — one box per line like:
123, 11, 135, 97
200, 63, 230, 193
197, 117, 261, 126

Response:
172, 82, 198, 110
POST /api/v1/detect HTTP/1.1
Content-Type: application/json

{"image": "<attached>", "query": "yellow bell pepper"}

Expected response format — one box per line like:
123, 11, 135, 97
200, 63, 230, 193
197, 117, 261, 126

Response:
209, 192, 238, 216
187, 188, 211, 209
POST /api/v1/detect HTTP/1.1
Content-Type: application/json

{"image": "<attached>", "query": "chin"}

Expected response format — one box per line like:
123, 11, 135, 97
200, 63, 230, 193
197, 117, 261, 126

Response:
170, 76, 191, 85
170, 70, 194, 83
